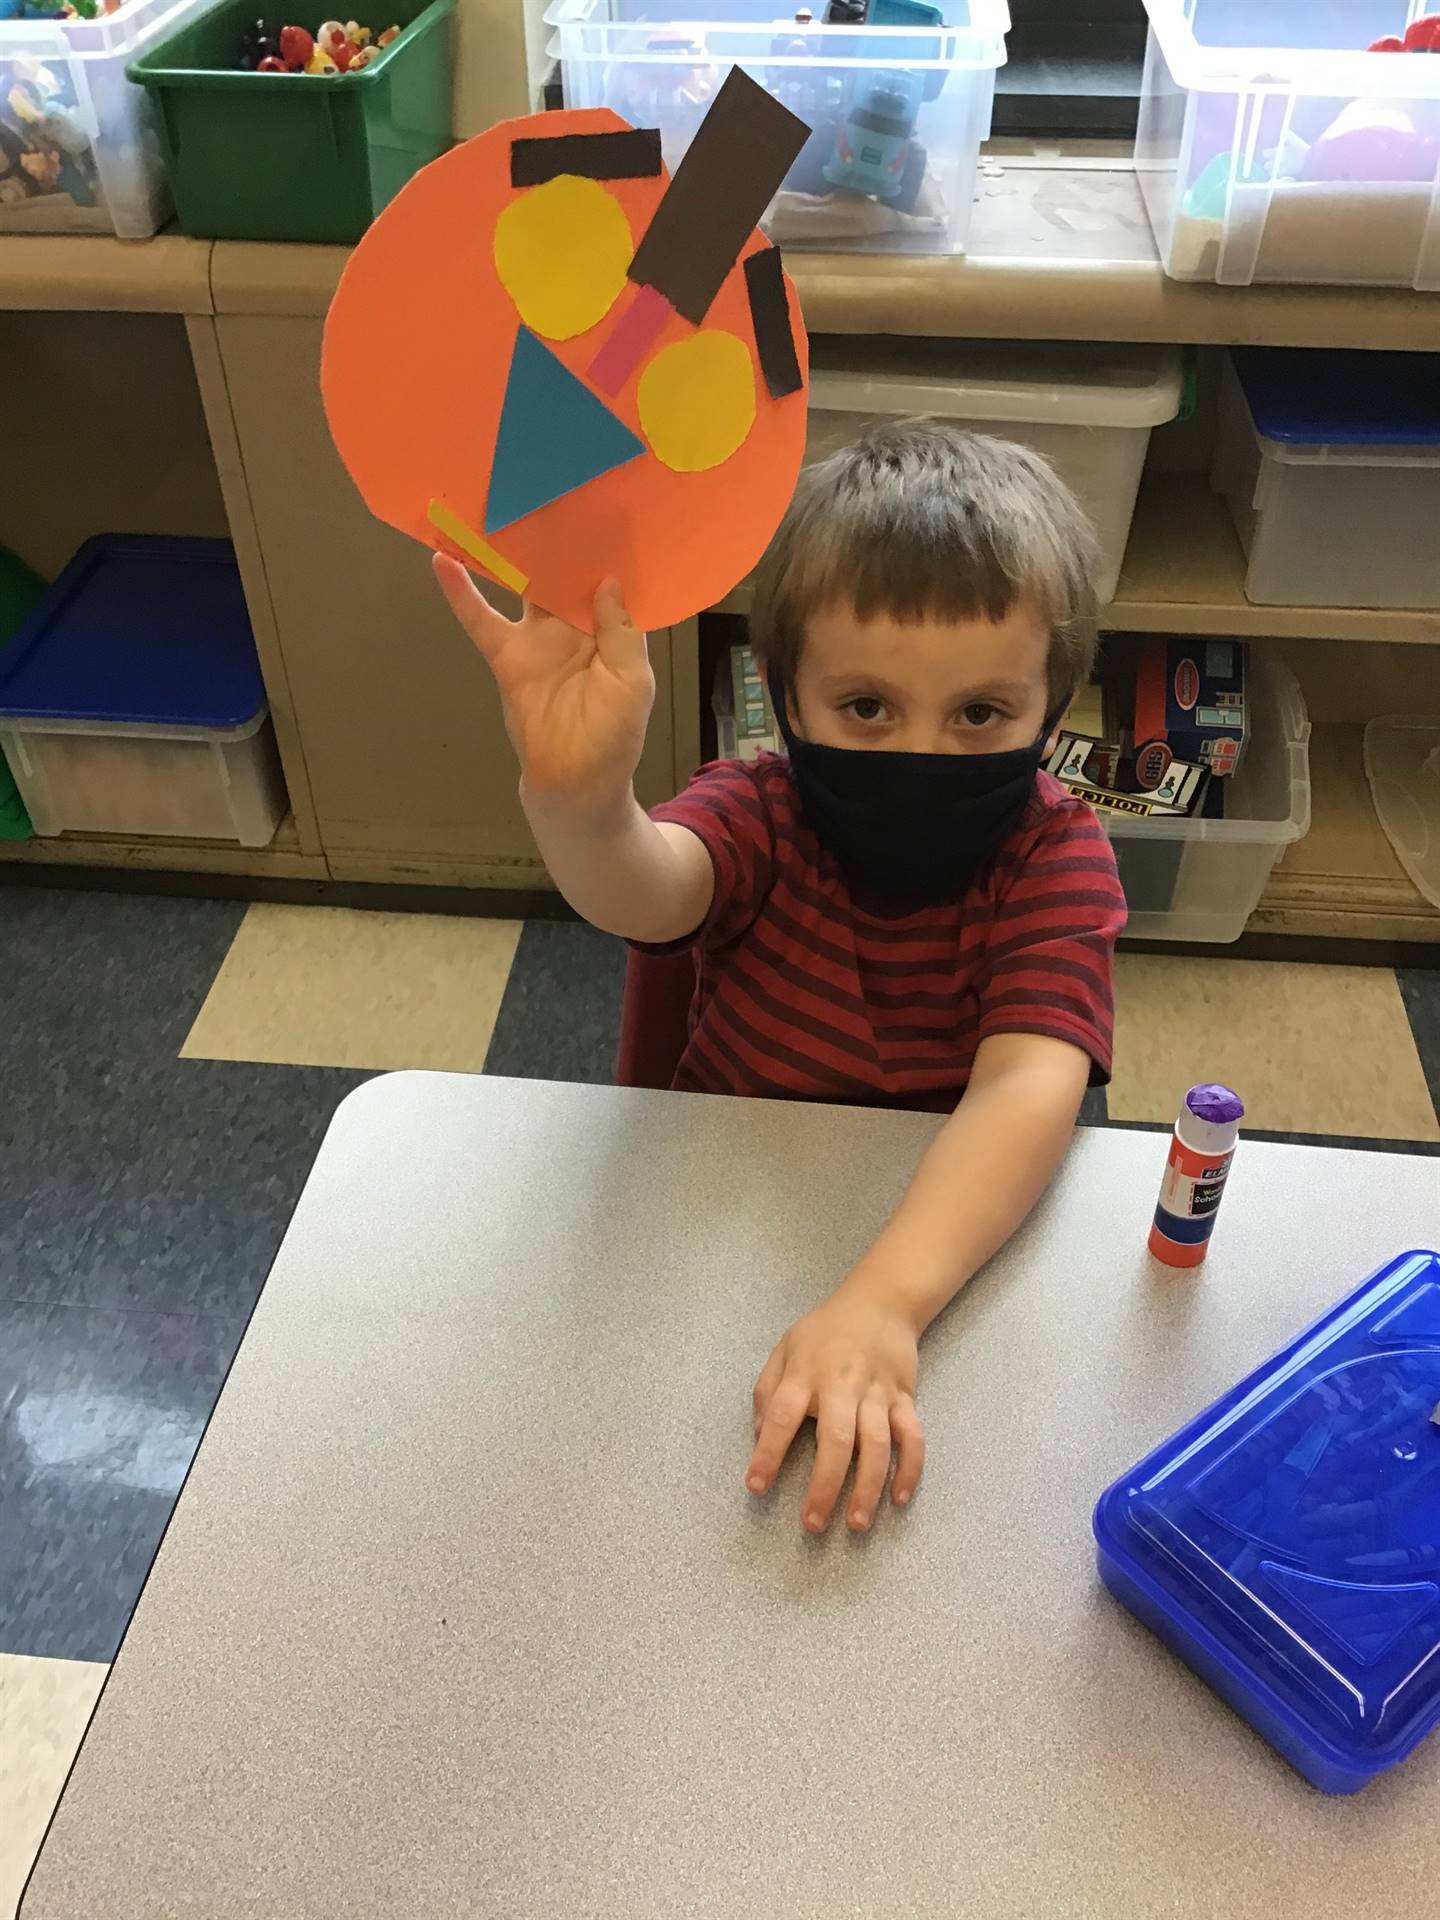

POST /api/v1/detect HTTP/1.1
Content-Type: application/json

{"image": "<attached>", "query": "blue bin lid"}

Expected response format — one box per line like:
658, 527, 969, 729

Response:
1095, 1250, 1440, 1790
0, 535, 265, 729
1232, 348, 1440, 448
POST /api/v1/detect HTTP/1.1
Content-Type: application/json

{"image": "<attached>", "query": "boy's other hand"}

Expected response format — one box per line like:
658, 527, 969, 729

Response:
435, 554, 654, 809
746, 1287, 925, 1533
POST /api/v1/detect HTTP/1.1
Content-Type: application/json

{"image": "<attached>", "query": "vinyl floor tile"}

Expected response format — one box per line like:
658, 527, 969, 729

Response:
0, 1653, 106, 1920
1, 889, 244, 1085
182, 904, 522, 1073
1396, 968, 1440, 1129
4, 1061, 369, 1315
1108, 955, 1440, 1142
0, 1301, 243, 1663
483, 920, 627, 1085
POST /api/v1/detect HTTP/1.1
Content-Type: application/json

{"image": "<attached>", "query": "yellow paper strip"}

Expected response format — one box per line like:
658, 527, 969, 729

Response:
427, 499, 529, 595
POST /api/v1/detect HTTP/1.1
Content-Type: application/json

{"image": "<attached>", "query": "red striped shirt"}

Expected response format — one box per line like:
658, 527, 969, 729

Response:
645, 753, 1126, 1111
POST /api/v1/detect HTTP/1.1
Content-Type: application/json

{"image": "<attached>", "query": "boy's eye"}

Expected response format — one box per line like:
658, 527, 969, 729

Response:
845, 696, 887, 723
960, 702, 999, 727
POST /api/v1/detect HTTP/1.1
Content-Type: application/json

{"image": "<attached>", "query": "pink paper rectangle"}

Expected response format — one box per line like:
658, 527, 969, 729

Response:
588, 283, 676, 396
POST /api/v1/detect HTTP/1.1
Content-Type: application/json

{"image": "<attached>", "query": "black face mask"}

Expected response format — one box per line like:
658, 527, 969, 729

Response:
769, 671, 1054, 902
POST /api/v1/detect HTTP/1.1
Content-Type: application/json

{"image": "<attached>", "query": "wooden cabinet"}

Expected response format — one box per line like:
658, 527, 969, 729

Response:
2, 206, 1438, 946
209, 311, 680, 888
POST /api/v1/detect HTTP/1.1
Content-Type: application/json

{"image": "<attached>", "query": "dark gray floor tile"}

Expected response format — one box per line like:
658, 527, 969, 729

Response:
1079, 1085, 1109, 1127
2, 1061, 371, 1314
1, 888, 245, 1082
1397, 969, 1440, 1128
484, 919, 627, 1085
0, 1299, 244, 1662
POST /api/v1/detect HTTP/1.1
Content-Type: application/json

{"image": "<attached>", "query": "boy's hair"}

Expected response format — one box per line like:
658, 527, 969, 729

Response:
750, 419, 1101, 715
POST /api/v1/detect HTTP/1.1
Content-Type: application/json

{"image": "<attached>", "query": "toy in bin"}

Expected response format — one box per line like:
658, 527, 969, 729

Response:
1131, 636, 1247, 782
1096, 1249, 1440, 1793
0, 56, 101, 214
236, 16, 399, 71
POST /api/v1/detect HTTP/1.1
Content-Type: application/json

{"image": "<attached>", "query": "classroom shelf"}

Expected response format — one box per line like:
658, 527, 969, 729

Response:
203, 165, 1439, 351
0, 233, 213, 314
0, 812, 325, 880
1107, 481, 1440, 646
715, 477, 1440, 645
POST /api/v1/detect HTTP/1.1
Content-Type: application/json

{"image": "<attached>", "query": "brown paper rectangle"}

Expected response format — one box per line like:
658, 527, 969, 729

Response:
627, 69, 810, 326
743, 244, 803, 398
510, 128, 663, 188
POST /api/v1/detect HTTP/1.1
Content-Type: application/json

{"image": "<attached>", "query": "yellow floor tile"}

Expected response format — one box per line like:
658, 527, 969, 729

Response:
181, 904, 522, 1073
0, 1654, 106, 1920
1109, 955, 1440, 1142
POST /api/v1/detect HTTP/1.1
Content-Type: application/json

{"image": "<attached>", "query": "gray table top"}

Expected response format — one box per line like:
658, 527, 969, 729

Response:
23, 1074, 1440, 1920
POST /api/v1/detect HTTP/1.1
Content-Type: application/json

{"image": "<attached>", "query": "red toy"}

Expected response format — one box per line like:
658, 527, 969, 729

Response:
1368, 14, 1440, 51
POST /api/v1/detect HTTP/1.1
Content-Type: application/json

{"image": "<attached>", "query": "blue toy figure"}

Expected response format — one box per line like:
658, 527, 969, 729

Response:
823, 75, 918, 198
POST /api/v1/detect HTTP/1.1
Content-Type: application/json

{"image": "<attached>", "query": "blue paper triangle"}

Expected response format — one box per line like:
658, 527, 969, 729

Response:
485, 328, 645, 535
1261, 1561, 1439, 1668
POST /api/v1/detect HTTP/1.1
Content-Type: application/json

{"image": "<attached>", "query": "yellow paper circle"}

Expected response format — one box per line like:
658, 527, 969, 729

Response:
493, 175, 632, 342
637, 330, 757, 474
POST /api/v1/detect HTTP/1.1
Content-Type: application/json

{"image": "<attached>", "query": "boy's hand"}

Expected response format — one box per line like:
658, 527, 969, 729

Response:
435, 554, 653, 810
746, 1286, 925, 1533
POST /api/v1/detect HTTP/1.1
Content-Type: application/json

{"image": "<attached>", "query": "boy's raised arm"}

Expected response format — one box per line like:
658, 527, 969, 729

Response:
436, 554, 713, 944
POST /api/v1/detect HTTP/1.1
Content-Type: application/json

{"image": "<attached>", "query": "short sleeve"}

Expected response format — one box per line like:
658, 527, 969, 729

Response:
637, 759, 777, 954
977, 799, 1127, 1084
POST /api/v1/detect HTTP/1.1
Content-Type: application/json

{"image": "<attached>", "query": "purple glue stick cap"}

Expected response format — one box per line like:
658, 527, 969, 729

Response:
1186, 1083, 1245, 1126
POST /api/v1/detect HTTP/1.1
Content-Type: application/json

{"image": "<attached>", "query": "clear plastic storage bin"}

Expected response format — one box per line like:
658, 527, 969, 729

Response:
1136, 0, 1440, 289
1104, 648, 1310, 943
806, 338, 1183, 602
0, 533, 286, 847
0, 0, 207, 236
545, 0, 1009, 254
1212, 348, 1440, 610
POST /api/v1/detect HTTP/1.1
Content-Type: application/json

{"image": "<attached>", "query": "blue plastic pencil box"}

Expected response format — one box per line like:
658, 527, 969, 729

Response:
1095, 1250, 1440, 1794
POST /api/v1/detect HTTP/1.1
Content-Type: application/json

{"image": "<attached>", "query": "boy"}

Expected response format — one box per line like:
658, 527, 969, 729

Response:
437, 421, 1126, 1537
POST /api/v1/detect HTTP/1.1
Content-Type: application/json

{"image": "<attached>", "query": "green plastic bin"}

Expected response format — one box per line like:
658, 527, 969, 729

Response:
0, 546, 43, 839
128, 0, 455, 242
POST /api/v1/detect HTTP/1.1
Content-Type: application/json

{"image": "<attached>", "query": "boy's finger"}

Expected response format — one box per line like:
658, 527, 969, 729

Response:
847, 1395, 892, 1531
889, 1398, 926, 1507
433, 551, 513, 666
751, 1346, 785, 1435
591, 576, 649, 678
746, 1381, 809, 1495
802, 1394, 858, 1534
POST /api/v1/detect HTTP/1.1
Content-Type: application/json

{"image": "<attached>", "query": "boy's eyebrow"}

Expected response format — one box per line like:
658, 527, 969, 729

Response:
814, 671, 1040, 701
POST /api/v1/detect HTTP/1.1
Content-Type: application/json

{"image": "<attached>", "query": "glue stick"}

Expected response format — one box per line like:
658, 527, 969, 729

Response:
1148, 1084, 1244, 1268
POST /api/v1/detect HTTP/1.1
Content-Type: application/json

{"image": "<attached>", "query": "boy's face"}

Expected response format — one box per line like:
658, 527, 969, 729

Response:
790, 597, 1053, 756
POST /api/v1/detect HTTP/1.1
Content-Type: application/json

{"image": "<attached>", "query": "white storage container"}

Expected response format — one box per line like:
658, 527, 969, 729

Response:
1212, 349, 1440, 610
0, 708, 286, 844
1104, 648, 1311, 943
545, 0, 1009, 255
805, 338, 1183, 602
1136, 0, 1440, 289
0, 0, 207, 237
0, 533, 286, 847
1364, 716, 1440, 912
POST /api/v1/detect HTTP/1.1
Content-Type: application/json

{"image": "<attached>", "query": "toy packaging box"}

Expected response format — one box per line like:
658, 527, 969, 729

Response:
1131, 635, 1247, 779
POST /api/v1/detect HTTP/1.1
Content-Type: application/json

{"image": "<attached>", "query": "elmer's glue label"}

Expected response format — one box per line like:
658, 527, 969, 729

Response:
1149, 1083, 1245, 1268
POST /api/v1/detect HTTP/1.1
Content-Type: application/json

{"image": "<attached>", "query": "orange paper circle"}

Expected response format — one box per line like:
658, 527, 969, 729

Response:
321, 107, 810, 634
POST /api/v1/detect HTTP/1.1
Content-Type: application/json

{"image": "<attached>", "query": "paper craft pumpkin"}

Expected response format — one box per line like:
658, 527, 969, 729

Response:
322, 91, 811, 632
